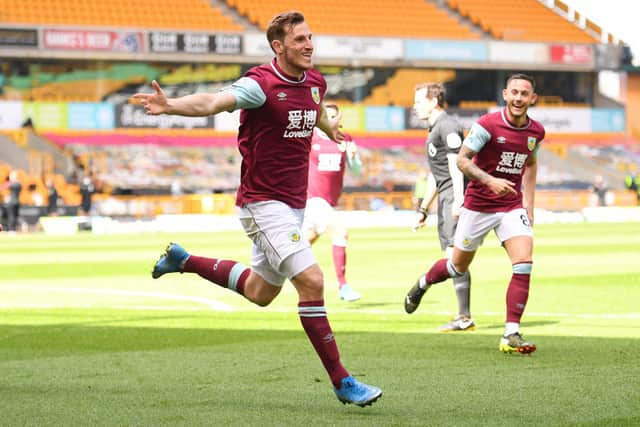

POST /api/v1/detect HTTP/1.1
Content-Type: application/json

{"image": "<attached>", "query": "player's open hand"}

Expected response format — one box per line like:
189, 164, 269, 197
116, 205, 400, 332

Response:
412, 209, 428, 231
326, 111, 345, 143
132, 80, 168, 115
487, 177, 517, 197
526, 206, 534, 227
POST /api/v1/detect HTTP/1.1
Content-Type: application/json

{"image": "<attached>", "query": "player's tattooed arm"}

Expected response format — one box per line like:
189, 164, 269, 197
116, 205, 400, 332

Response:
457, 146, 516, 196
456, 145, 491, 183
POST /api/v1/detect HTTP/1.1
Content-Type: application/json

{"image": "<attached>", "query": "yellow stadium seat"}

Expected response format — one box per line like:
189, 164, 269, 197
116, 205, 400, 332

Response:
448, 0, 598, 43
230, 0, 479, 38
0, 0, 242, 31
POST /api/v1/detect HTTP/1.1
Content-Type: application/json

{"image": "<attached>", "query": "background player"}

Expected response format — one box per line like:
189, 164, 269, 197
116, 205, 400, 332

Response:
135, 11, 382, 406
304, 103, 363, 302
408, 83, 474, 332
404, 73, 545, 354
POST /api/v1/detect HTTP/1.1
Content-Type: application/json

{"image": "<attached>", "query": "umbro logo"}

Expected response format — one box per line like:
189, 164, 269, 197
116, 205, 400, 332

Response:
497, 136, 507, 144
277, 92, 287, 101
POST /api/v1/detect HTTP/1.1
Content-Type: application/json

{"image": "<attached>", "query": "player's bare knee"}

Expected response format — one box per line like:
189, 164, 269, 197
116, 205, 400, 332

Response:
451, 248, 475, 274
291, 264, 324, 300
253, 296, 274, 307
244, 273, 281, 307
450, 259, 470, 275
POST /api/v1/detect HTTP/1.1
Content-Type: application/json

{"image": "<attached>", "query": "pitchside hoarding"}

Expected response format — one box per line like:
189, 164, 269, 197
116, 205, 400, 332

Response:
0, 101, 626, 134
405, 108, 487, 131
22, 102, 68, 130
365, 106, 405, 131
488, 41, 548, 64
314, 36, 403, 60
148, 32, 241, 55
42, 29, 144, 52
0, 101, 24, 129
116, 103, 213, 129
404, 40, 488, 62
0, 28, 38, 48
68, 103, 115, 130
549, 44, 593, 66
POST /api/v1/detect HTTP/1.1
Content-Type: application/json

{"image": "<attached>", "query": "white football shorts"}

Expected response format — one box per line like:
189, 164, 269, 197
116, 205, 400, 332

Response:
454, 207, 533, 252
238, 200, 316, 286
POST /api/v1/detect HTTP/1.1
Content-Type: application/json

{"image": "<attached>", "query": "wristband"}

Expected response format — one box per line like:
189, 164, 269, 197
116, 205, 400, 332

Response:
417, 207, 428, 222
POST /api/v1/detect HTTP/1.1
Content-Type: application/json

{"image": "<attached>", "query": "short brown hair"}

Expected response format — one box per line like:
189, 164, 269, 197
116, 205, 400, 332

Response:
415, 82, 446, 108
506, 73, 536, 91
266, 11, 306, 53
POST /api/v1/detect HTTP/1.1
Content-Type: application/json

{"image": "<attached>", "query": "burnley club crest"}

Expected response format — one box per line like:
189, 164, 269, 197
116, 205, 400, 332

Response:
311, 87, 320, 104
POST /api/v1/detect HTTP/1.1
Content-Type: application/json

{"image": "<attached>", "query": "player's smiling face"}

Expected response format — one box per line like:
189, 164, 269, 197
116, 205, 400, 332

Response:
503, 78, 537, 125
276, 21, 314, 78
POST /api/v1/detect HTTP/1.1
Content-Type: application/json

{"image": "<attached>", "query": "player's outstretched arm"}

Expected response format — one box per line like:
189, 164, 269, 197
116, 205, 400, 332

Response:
133, 80, 237, 117
456, 146, 516, 196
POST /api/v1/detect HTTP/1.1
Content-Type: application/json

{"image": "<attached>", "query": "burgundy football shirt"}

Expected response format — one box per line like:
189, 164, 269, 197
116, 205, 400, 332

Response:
235, 59, 327, 209
307, 129, 353, 207
463, 109, 545, 213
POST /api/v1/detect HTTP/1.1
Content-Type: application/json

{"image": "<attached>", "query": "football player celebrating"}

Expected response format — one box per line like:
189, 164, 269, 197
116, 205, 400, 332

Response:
405, 73, 545, 354
136, 11, 381, 406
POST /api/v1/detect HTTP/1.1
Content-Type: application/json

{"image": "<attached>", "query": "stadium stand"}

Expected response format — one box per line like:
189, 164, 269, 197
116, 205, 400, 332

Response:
0, 0, 612, 43
0, 0, 243, 31
227, 0, 479, 38
448, 0, 598, 43
2, 63, 164, 102
364, 69, 457, 106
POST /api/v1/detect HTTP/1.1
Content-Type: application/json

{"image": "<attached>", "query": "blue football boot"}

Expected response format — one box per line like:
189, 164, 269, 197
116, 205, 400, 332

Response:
151, 242, 190, 279
334, 376, 382, 407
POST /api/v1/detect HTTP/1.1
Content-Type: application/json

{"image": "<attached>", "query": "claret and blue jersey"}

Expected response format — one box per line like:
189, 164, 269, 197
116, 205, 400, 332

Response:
463, 108, 545, 213
228, 58, 327, 209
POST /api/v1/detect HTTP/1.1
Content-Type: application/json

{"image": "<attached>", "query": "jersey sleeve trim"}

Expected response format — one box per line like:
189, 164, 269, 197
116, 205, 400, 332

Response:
463, 122, 491, 152
347, 152, 362, 175
230, 77, 266, 110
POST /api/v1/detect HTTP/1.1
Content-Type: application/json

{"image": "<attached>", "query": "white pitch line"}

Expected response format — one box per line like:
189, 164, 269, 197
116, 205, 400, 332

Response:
0, 285, 233, 311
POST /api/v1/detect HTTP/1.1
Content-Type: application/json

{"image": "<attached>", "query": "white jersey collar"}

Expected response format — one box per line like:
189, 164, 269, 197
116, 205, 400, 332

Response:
270, 59, 307, 84
500, 108, 531, 130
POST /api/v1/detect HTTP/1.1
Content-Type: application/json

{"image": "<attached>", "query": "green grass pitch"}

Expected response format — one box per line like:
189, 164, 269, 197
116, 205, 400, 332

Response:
1, 221, 639, 426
